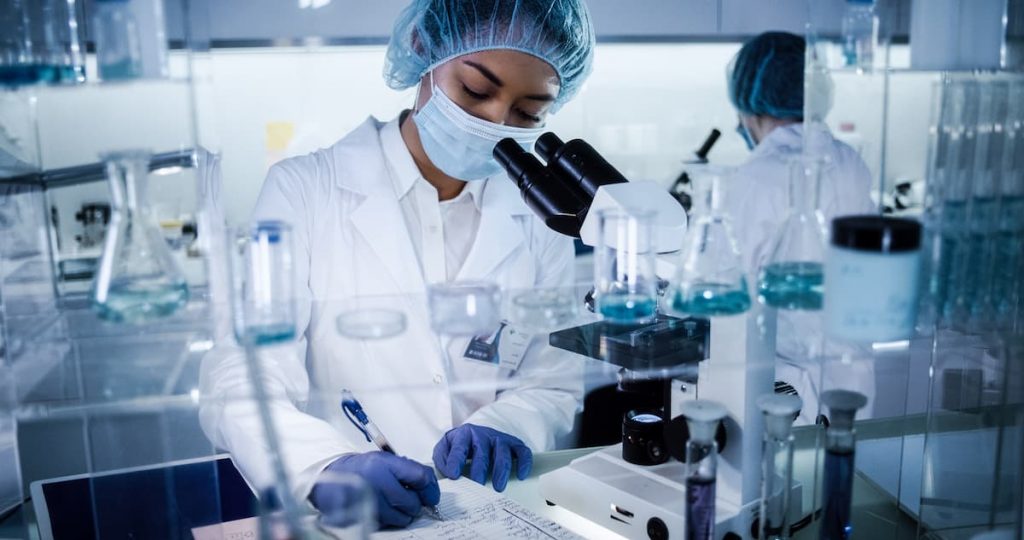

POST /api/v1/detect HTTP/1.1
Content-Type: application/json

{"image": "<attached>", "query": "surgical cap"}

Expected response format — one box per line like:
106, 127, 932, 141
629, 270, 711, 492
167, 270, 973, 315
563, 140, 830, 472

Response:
384, 0, 596, 110
728, 32, 806, 120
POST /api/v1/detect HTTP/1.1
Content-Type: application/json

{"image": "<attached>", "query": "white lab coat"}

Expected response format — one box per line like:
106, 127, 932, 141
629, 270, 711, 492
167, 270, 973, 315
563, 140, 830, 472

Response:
199, 116, 581, 501
723, 123, 877, 423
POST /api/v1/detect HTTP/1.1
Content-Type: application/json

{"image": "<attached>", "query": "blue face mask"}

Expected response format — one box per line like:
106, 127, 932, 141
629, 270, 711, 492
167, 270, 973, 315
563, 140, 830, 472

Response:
414, 77, 544, 181
736, 122, 756, 151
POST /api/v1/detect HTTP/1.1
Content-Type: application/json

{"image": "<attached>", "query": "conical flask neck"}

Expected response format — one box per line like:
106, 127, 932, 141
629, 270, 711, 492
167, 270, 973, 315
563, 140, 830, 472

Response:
104, 152, 151, 214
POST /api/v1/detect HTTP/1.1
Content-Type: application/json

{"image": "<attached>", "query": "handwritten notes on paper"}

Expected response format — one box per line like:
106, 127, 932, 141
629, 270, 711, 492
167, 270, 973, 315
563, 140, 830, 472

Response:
373, 479, 582, 540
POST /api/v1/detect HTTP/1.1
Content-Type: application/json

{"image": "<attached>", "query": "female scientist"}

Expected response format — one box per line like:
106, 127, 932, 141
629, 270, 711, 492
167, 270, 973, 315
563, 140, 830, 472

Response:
199, 0, 595, 528
723, 32, 877, 422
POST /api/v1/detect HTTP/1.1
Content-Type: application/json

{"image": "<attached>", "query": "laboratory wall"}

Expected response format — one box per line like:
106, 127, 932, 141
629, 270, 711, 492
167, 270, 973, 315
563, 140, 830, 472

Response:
41, 43, 934, 245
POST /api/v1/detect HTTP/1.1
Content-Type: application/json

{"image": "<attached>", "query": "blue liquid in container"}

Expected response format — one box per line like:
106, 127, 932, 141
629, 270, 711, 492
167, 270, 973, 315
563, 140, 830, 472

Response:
244, 323, 297, 346
672, 283, 751, 316
685, 477, 716, 540
758, 261, 824, 310
819, 450, 855, 540
93, 279, 189, 323
0, 64, 78, 86
599, 294, 657, 325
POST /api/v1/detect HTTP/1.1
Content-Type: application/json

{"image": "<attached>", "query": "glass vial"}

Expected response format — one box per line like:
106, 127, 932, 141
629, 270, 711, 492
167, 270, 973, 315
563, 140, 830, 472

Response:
681, 399, 727, 540
230, 221, 297, 346
594, 208, 658, 325
757, 394, 802, 540
670, 167, 751, 316
92, 0, 169, 80
840, 0, 879, 70
92, 150, 189, 323
819, 390, 867, 540
758, 156, 827, 311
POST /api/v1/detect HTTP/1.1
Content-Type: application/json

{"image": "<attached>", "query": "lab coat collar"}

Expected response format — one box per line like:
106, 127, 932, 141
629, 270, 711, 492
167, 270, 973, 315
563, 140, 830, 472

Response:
750, 123, 804, 160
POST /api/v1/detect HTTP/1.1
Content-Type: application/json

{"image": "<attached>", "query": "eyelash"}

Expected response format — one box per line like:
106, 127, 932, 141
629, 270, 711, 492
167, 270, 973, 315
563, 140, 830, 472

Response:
461, 84, 542, 124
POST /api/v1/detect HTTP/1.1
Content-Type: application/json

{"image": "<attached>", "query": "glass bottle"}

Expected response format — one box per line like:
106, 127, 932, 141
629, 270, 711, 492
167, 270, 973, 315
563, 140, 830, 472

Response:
670, 167, 751, 316
92, 150, 189, 323
819, 390, 867, 540
840, 0, 879, 71
229, 221, 297, 346
757, 394, 802, 540
758, 156, 827, 311
594, 208, 658, 325
92, 0, 169, 80
681, 399, 727, 540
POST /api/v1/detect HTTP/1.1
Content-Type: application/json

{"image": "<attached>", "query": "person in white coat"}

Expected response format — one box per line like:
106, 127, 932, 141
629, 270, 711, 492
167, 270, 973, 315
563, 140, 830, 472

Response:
199, 0, 596, 528
722, 32, 878, 424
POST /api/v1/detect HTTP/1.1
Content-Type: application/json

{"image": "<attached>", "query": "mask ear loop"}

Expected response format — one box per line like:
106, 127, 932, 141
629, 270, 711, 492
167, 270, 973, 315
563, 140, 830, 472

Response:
414, 70, 436, 114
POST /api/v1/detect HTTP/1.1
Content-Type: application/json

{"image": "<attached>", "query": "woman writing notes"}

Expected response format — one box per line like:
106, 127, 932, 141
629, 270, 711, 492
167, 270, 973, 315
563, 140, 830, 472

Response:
200, 0, 595, 528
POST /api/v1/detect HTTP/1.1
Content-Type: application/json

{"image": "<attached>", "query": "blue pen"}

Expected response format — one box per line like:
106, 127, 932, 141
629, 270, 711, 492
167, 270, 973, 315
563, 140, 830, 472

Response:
340, 389, 444, 521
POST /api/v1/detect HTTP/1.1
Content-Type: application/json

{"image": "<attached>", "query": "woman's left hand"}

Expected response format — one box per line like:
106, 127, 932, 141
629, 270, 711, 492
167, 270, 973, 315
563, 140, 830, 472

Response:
431, 423, 532, 492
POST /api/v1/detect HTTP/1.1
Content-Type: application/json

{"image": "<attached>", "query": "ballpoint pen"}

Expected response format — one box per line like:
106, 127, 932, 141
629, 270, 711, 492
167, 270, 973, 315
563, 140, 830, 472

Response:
341, 389, 445, 521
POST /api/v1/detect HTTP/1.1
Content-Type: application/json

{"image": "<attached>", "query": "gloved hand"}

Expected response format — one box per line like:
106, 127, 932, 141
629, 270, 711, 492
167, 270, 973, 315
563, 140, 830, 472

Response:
432, 424, 532, 492
310, 451, 440, 528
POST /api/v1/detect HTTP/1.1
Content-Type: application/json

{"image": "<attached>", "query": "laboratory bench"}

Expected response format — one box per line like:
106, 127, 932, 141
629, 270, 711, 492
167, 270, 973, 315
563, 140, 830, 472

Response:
0, 419, 929, 540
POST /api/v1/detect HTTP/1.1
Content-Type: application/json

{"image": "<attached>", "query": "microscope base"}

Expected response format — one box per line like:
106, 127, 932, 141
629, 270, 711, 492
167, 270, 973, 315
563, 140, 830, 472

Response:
539, 445, 800, 540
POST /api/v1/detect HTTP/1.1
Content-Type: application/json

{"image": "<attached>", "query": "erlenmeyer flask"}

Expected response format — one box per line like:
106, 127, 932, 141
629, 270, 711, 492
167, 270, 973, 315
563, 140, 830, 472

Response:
669, 167, 751, 316
92, 150, 189, 322
758, 156, 828, 310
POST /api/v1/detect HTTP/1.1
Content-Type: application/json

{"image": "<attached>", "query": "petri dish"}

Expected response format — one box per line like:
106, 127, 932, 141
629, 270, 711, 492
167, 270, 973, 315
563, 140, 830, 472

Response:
336, 308, 407, 340
427, 281, 501, 337
511, 288, 578, 332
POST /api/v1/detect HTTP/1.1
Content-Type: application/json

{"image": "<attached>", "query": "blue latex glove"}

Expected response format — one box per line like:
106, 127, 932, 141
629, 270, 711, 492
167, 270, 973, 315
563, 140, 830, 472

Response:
310, 451, 440, 528
432, 424, 532, 492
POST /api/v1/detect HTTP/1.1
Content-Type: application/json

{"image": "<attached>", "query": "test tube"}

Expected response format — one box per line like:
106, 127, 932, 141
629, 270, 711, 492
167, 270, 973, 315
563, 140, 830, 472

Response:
757, 394, 803, 540
594, 208, 658, 325
681, 400, 728, 540
230, 221, 297, 346
818, 390, 868, 540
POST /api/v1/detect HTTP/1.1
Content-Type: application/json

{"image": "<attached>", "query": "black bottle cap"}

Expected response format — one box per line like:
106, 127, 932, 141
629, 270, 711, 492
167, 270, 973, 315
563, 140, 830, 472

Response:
830, 215, 922, 253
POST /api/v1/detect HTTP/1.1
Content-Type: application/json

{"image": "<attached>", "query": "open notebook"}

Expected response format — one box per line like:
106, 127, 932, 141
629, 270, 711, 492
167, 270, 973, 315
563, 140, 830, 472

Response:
373, 478, 583, 540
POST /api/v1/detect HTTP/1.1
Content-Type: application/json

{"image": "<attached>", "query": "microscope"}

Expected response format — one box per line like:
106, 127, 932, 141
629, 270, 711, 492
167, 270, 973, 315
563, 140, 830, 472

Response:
494, 135, 786, 539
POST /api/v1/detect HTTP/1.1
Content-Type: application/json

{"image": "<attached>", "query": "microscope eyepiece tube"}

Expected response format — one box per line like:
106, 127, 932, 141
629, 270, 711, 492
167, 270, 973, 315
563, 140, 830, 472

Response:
493, 138, 587, 238
537, 133, 628, 198
535, 132, 566, 163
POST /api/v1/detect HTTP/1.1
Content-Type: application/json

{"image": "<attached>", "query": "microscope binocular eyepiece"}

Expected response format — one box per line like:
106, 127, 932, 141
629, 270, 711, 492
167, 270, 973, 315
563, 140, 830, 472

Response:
493, 132, 629, 239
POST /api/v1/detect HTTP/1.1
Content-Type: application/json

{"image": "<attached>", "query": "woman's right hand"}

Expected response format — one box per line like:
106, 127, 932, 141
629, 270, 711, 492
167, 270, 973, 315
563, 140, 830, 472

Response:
310, 451, 440, 528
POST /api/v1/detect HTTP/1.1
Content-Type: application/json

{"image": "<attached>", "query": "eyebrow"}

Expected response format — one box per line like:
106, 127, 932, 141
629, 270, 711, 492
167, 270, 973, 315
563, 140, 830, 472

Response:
462, 59, 557, 103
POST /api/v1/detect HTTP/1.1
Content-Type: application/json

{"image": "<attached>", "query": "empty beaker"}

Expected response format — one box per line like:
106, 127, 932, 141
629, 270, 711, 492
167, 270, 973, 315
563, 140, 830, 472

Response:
92, 150, 189, 323
669, 167, 751, 316
229, 221, 297, 347
758, 156, 828, 311
427, 281, 501, 336
594, 208, 658, 325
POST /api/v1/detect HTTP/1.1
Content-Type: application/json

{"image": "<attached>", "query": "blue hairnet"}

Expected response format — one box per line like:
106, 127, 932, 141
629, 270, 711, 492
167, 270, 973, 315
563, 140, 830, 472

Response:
728, 32, 805, 120
384, 0, 595, 110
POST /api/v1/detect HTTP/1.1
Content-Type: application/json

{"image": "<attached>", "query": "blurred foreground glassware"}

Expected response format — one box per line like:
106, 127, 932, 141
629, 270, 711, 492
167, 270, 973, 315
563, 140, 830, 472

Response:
758, 394, 802, 540
594, 208, 658, 325
681, 400, 727, 540
229, 221, 297, 346
428, 281, 501, 336
758, 156, 827, 311
0, 0, 85, 86
670, 167, 751, 316
92, 0, 169, 80
818, 390, 867, 540
336, 308, 407, 340
510, 287, 578, 333
92, 150, 189, 323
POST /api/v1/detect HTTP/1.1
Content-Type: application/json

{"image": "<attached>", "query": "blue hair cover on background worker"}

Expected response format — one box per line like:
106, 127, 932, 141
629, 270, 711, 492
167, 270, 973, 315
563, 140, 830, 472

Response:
199, 0, 595, 529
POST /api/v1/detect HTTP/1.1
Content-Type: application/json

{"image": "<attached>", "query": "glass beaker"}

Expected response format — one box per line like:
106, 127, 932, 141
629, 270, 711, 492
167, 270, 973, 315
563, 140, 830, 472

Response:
0, 0, 85, 86
91, 150, 189, 323
669, 167, 751, 316
758, 156, 828, 311
91, 0, 170, 80
427, 281, 501, 337
229, 221, 297, 347
594, 208, 658, 325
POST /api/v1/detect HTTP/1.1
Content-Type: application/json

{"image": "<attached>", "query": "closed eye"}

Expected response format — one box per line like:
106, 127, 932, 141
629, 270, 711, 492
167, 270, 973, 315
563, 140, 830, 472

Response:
462, 84, 489, 100
516, 108, 543, 125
